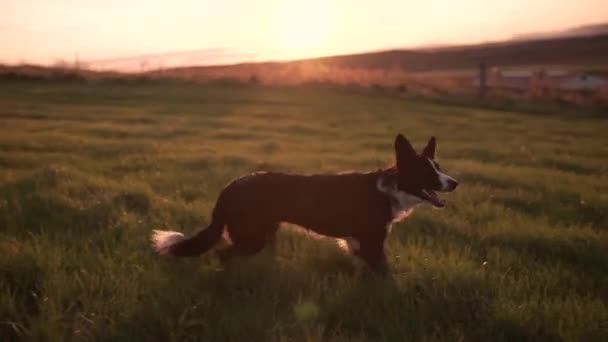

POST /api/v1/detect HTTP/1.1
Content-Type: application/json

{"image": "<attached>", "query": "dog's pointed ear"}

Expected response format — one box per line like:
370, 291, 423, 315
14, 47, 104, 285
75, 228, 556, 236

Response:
395, 134, 416, 169
421, 136, 437, 160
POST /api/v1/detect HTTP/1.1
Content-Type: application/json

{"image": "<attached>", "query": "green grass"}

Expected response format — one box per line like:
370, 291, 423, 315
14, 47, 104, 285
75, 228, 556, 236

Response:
0, 80, 607, 341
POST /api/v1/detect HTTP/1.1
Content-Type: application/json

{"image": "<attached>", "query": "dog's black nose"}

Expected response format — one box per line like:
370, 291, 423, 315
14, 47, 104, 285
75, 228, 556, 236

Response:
447, 178, 459, 191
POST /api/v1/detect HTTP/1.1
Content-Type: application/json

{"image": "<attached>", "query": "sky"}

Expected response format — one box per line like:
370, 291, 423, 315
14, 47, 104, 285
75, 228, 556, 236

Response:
1, 0, 607, 68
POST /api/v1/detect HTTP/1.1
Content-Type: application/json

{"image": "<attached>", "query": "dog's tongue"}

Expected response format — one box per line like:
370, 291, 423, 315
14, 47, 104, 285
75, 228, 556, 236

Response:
422, 190, 445, 208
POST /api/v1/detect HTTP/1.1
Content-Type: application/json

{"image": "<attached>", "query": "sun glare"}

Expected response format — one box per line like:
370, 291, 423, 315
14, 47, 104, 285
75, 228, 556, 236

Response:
278, 1, 329, 59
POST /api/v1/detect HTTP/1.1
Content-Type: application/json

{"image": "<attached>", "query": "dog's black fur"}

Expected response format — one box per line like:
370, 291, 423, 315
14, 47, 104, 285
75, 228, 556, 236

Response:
152, 134, 458, 275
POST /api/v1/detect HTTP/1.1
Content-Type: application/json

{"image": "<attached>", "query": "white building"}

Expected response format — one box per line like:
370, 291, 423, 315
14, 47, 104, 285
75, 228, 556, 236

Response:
559, 73, 608, 91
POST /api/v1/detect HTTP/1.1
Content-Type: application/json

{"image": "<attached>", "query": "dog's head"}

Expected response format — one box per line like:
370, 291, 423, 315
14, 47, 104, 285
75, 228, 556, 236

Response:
393, 134, 458, 208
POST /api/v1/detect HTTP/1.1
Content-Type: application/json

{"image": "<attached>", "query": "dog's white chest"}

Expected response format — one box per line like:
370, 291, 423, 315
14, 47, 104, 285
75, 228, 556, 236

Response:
376, 175, 421, 232
390, 192, 419, 222
385, 195, 418, 234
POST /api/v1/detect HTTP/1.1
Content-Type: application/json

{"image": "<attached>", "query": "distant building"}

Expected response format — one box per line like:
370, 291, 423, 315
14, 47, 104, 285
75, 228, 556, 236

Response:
559, 73, 608, 91
494, 70, 534, 89
474, 68, 608, 91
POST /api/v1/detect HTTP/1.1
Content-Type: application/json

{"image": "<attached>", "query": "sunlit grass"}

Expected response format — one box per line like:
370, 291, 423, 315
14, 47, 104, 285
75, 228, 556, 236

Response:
0, 81, 606, 341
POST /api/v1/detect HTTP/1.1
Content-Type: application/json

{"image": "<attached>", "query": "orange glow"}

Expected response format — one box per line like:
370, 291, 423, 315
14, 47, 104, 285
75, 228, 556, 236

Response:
277, 1, 329, 60
0, 0, 607, 67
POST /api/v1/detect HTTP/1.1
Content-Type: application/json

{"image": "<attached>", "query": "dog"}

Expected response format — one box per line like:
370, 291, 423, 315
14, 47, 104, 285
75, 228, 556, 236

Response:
151, 134, 458, 275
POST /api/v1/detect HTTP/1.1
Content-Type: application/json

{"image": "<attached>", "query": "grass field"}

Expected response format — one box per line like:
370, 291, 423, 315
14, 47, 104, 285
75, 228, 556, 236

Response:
0, 80, 607, 341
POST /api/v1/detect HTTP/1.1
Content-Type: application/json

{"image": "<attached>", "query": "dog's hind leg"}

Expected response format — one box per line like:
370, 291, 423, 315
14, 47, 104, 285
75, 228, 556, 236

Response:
215, 222, 274, 262
215, 239, 266, 263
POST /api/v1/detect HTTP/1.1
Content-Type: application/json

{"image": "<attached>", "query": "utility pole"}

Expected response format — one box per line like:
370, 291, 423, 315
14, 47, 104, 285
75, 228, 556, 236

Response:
479, 61, 487, 99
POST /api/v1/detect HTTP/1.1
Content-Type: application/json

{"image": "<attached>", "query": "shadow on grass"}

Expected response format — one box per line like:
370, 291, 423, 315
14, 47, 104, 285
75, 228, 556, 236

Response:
102, 250, 351, 341
320, 272, 556, 341
105, 236, 552, 341
0, 247, 44, 341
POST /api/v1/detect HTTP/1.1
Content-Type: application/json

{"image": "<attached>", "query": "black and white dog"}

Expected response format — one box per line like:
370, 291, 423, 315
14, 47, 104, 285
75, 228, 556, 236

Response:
152, 134, 458, 275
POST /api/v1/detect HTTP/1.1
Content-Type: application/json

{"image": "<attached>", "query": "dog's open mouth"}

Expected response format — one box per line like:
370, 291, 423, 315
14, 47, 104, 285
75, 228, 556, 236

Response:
419, 189, 446, 208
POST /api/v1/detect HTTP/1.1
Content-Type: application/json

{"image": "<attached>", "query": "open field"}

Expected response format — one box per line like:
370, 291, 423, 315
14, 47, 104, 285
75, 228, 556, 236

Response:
1, 81, 607, 341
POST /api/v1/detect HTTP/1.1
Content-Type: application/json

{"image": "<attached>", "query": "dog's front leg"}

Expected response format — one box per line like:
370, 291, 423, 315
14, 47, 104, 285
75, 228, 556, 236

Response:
358, 239, 389, 276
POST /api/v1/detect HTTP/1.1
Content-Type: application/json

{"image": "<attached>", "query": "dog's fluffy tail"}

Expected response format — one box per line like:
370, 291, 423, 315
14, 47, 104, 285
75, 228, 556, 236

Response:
151, 210, 224, 257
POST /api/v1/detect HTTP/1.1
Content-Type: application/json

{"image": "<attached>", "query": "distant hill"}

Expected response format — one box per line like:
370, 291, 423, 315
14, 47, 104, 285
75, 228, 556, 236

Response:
161, 33, 608, 77
4, 25, 608, 92
511, 22, 608, 41
72, 22, 608, 75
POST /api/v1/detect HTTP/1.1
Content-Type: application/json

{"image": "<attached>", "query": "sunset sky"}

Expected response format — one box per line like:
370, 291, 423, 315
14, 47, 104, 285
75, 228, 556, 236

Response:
1, 0, 607, 67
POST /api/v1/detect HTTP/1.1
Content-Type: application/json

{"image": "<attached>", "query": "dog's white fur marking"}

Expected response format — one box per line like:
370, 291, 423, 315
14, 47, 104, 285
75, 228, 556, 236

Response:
150, 230, 185, 255
286, 225, 367, 271
385, 223, 393, 233
337, 237, 360, 253
390, 191, 421, 222
208, 227, 234, 251
336, 237, 366, 273
281, 226, 366, 271
222, 227, 233, 245
376, 176, 422, 229
427, 158, 455, 191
